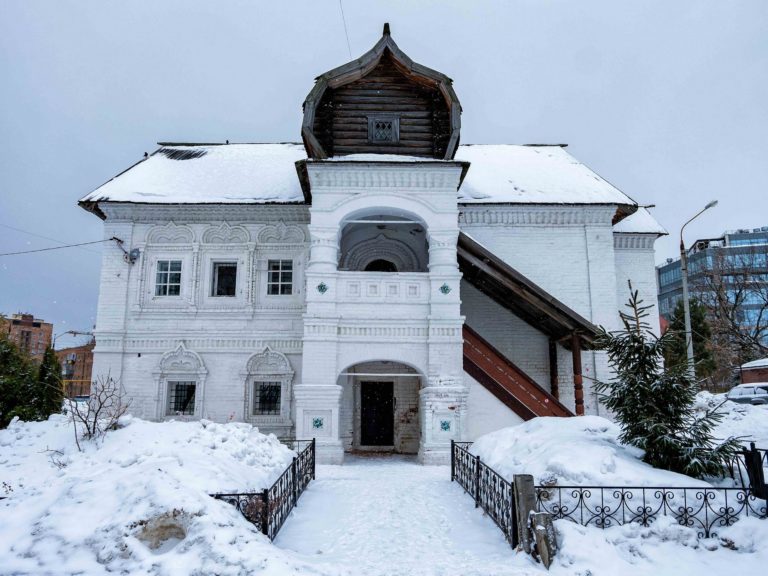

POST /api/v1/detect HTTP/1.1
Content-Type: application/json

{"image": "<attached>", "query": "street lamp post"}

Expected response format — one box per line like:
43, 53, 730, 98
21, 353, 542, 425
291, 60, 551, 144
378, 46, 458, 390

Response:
52, 330, 94, 349
679, 200, 718, 380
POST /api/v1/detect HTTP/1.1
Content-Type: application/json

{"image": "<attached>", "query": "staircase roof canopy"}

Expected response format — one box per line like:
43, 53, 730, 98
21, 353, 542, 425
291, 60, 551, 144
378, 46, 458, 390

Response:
458, 232, 600, 349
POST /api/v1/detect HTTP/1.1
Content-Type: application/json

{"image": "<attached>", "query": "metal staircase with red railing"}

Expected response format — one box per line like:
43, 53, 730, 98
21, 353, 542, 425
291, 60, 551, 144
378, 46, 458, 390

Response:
463, 324, 573, 420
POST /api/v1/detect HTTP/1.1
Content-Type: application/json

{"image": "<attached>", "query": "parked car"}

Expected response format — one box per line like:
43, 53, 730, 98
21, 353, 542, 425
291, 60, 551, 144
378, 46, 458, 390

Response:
726, 383, 768, 405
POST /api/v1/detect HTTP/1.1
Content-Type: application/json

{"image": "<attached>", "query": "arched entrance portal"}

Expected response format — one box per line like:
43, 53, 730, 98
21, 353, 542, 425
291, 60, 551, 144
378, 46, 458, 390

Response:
337, 361, 422, 454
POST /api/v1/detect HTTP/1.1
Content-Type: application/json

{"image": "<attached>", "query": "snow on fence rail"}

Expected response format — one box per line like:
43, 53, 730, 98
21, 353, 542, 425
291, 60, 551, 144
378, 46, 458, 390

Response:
451, 441, 767, 543
211, 438, 315, 540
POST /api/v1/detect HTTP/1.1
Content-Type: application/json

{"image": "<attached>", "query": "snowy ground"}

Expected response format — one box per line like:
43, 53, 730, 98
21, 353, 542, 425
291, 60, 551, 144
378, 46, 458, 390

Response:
1, 394, 766, 575
275, 455, 541, 576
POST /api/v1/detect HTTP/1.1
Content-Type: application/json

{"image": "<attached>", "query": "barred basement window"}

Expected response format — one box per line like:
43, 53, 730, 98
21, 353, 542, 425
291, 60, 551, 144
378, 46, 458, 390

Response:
252, 381, 281, 415
211, 262, 237, 297
167, 381, 196, 415
368, 115, 400, 144
155, 260, 182, 296
267, 260, 293, 295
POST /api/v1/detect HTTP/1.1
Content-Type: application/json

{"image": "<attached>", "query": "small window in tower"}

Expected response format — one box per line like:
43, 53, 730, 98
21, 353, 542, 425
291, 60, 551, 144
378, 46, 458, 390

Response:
368, 116, 400, 144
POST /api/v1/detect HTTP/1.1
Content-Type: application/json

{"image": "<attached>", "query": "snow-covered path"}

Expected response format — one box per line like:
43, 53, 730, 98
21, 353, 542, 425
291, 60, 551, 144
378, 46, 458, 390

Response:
275, 455, 540, 576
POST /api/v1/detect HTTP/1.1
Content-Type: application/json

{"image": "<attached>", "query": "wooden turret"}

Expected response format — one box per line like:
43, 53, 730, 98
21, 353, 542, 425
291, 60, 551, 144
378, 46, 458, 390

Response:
301, 23, 461, 160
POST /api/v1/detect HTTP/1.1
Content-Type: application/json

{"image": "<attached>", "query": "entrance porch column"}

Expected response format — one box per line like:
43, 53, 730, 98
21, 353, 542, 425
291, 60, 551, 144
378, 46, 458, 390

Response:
418, 382, 468, 465
294, 384, 344, 464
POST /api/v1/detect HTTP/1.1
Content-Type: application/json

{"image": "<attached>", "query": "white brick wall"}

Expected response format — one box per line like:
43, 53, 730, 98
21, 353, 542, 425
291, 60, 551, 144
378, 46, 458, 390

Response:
465, 371, 524, 440
614, 234, 662, 336
90, 200, 660, 440
461, 280, 553, 390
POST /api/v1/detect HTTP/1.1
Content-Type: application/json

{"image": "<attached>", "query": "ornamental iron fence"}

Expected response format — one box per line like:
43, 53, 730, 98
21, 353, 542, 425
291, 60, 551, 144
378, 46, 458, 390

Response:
535, 484, 766, 538
212, 438, 315, 540
451, 440, 767, 543
451, 441, 518, 547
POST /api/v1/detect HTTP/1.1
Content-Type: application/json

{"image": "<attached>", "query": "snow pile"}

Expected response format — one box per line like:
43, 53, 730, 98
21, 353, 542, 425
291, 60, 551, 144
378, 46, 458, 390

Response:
0, 415, 325, 575
470, 395, 768, 574
699, 391, 768, 448
470, 415, 709, 487
552, 516, 768, 576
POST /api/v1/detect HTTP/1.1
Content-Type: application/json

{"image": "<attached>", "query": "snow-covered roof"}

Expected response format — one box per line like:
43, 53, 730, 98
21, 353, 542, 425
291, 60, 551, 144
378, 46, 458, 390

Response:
456, 144, 635, 206
612, 207, 667, 235
81, 144, 308, 205
80, 143, 639, 213
742, 357, 768, 369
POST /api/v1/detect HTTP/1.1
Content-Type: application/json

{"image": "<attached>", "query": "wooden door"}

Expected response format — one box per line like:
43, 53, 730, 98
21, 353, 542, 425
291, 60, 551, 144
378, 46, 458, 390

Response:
360, 381, 394, 446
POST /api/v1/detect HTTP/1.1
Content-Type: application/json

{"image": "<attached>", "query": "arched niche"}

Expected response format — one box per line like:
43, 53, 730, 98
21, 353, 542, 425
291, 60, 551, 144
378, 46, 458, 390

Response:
338, 211, 428, 272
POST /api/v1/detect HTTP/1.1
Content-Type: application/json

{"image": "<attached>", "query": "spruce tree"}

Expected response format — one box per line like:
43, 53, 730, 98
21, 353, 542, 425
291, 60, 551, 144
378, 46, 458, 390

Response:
595, 289, 742, 478
0, 332, 37, 427
664, 298, 716, 379
35, 347, 64, 419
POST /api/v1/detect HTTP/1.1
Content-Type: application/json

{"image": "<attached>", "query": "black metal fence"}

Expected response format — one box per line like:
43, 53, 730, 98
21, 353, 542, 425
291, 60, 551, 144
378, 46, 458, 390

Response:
212, 438, 315, 540
535, 485, 766, 538
451, 441, 768, 542
451, 441, 518, 547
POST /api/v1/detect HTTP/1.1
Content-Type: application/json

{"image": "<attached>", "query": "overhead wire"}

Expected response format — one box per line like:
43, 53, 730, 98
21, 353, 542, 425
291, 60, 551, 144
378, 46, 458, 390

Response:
338, 0, 353, 58
0, 222, 103, 255
0, 238, 114, 257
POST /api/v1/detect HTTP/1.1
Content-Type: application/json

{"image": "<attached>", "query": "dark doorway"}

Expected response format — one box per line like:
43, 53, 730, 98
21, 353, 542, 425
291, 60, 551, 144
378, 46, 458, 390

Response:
360, 381, 394, 446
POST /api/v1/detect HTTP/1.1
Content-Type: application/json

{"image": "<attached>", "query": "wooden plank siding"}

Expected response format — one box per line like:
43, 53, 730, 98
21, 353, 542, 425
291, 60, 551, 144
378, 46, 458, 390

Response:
313, 52, 451, 158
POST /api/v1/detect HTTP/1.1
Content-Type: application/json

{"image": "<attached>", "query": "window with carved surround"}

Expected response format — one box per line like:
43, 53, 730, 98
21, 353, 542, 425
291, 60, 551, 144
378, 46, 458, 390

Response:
243, 348, 293, 423
155, 343, 207, 420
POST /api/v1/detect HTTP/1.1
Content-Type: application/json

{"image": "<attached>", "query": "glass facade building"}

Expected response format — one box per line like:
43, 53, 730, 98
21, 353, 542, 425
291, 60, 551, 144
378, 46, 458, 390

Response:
657, 226, 768, 342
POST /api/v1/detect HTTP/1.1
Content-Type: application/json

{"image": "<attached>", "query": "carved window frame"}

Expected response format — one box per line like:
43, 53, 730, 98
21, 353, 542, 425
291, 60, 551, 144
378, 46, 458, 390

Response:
242, 347, 294, 425
142, 250, 194, 309
154, 343, 208, 420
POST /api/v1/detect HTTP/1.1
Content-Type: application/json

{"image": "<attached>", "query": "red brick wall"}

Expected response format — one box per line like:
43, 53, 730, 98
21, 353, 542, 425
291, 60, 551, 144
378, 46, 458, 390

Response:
742, 366, 768, 384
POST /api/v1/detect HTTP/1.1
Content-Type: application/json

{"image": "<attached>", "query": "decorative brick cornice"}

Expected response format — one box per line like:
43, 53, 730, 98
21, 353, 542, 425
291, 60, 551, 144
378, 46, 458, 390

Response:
95, 336, 303, 354
102, 203, 310, 223
307, 163, 464, 191
458, 205, 616, 226
613, 233, 658, 250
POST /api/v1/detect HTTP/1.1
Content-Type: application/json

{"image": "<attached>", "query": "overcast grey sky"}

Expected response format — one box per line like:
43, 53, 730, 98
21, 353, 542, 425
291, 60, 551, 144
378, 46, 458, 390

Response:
1, 0, 767, 348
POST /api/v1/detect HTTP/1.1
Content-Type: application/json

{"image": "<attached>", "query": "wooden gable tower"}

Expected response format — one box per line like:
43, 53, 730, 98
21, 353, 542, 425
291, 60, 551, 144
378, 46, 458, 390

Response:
301, 23, 462, 160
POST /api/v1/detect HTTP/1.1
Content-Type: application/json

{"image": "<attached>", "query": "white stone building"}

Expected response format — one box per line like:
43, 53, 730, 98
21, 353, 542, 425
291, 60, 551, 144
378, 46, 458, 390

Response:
79, 26, 666, 463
